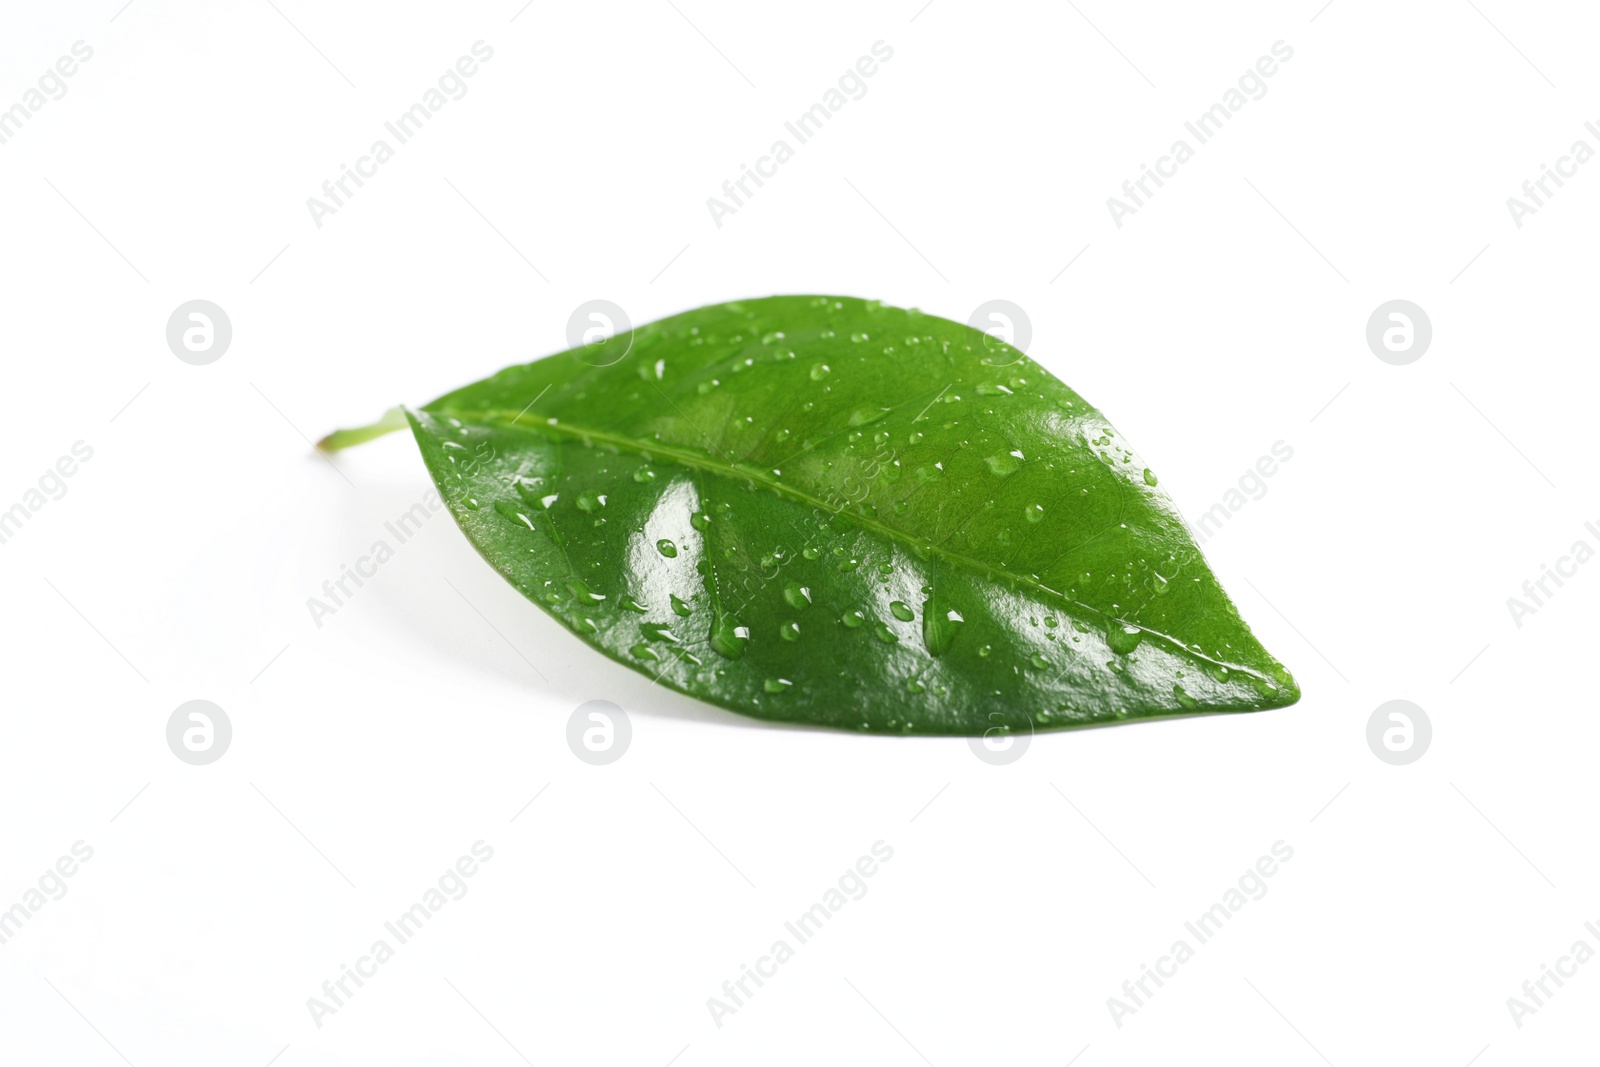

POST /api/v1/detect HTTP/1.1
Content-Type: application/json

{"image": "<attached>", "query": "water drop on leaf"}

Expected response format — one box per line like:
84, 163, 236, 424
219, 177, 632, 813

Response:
921, 600, 963, 657
640, 622, 677, 643
710, 615, 750, 659
494, 500, 536, 531
565, 578, 605, 603
985, 452, 1022, 477
1107, 624, 1143, 655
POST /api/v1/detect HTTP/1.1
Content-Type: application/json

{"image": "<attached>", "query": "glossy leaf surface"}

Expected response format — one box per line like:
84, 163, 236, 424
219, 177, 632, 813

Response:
326, 296, 1299, 734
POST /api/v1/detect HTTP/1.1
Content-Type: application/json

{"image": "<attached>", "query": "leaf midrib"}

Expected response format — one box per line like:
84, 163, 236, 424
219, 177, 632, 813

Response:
441, 405, 1269, 683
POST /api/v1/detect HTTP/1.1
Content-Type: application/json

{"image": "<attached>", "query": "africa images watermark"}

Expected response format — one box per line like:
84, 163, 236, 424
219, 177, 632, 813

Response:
1107, 439, 1293, 627
0, 41, 95, 148
1106, 40, 1295, 228
1505, 120, 1600, 229
0, 841, 95, 949
0, 440, 94, 547
1191, 440, 1294, 546
1504, 519, 1600, 629
305, 484, 454, 627
1504, 917, 1600, 1029
1106, 840, 1294, 1028
305, 41, 495, 229
706, 840, 894, 1028
706, 41, 895, 229
305, 840, 495, 1028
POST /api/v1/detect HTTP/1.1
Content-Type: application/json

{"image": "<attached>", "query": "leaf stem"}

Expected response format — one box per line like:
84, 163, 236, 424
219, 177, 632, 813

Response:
317, 406, 409, 452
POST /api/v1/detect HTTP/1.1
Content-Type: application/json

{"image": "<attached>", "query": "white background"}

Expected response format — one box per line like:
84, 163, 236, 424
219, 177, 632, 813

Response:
0, 1, 1595, 1064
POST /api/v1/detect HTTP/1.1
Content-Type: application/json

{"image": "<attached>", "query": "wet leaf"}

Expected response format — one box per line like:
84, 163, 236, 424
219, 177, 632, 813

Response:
322, 296, 1300, 734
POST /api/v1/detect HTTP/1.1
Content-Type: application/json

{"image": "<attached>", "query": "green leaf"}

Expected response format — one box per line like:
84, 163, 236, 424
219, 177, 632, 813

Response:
324, 296, 1299, 734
